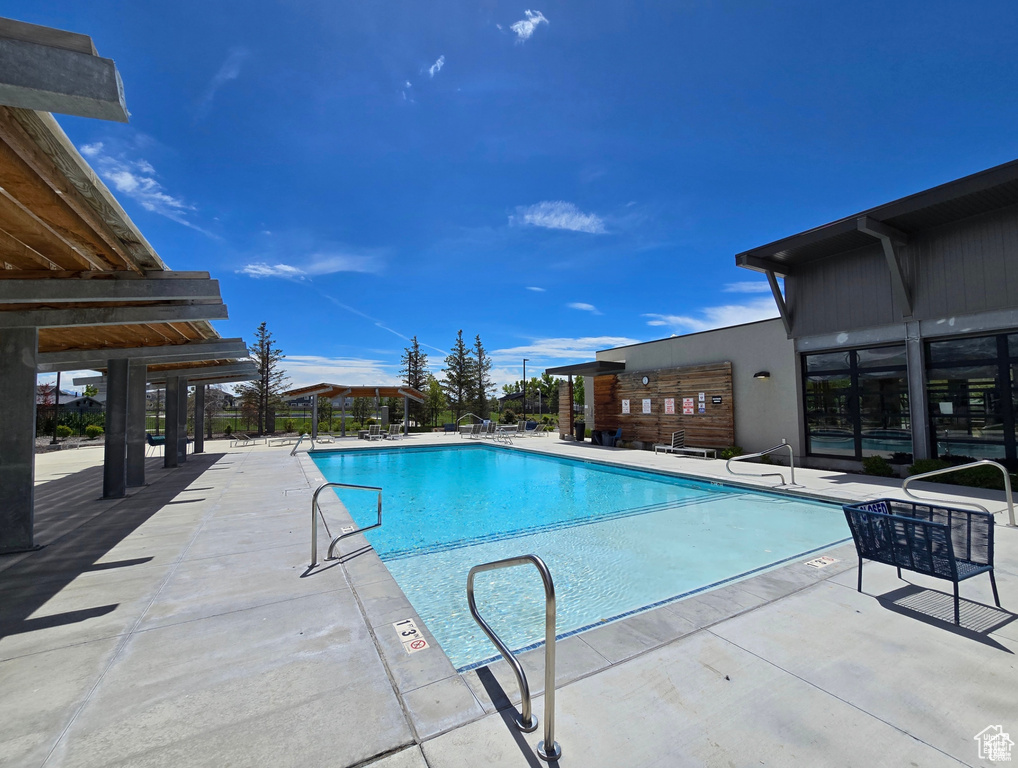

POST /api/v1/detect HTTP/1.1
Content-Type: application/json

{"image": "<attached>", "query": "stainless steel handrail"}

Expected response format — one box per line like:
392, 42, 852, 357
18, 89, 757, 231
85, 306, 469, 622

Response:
310, 482, 383, 567
726, 441, 802, 487
467, 555, 561, 762
902, 459, 1014, 525
290, 432, 315, 456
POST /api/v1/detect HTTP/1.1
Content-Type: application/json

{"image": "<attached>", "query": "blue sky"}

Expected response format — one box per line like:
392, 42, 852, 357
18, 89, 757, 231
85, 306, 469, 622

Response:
17, 1, 1018, 390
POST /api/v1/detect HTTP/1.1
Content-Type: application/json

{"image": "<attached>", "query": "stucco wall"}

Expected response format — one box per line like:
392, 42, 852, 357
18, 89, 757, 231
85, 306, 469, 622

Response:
595, 319, 801, 457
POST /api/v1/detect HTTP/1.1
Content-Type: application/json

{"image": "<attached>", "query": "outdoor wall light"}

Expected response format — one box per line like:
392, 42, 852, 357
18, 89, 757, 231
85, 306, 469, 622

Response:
753, 371, 771, 380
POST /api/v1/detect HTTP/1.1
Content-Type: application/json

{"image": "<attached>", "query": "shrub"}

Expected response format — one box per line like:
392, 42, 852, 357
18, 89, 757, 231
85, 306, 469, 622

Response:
719, 446, 744, 460
283, 419, 295, 433
300, 421, 312, 434
908, 458, 951, 476
890, 451, 913, 465
862, 455, 895, 477
501, 409, 517, 425
224, 424, 233, 436
85, 425, 104, 439
318, 422, 331, 434
55, 425, 73, 438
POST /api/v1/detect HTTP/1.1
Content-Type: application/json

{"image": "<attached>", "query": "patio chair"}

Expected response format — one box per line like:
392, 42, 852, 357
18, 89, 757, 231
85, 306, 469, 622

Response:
367, 424, 383, 441
145, 433, 166, 456
315, 432, 336, 444
386, 424, 404, 440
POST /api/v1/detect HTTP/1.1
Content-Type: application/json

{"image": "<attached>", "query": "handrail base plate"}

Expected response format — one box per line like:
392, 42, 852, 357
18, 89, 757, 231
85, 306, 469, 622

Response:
516, 714, 538, 733
538, 740, 562, 761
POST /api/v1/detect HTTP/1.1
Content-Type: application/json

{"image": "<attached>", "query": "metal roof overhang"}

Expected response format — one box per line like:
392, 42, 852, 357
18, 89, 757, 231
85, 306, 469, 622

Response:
544, 361, 626, 376
735, 157, 1018, 275
283, 383, 426, 403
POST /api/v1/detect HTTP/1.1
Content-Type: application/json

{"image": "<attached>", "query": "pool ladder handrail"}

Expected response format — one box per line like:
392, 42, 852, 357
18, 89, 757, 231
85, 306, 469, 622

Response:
290, 432, 315, 456
456, 413, 486, 438
467, 554, 562, 762
726, 441, 802, 487
902, 459, 1015, 526
310, 481, 382, 567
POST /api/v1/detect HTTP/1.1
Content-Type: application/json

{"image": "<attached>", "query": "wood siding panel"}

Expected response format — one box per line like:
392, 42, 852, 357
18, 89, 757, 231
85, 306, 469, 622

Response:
594, 362, 734, 447
558, 379, 572, 437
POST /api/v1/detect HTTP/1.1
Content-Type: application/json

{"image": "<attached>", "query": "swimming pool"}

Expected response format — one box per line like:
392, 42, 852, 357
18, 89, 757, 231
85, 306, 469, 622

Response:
311, 444, 848, 670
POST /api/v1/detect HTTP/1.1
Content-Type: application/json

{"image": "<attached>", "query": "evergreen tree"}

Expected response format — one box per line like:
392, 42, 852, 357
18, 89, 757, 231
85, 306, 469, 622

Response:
471, 334, 493, 419
400, 336, 429, 425
442, 330, 472, 422
236, 322, 289, 434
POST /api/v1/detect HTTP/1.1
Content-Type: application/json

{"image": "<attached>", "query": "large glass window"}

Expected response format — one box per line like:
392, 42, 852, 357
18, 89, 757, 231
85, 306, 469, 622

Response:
926, 334, 1016, 462
803, 345, 910, 459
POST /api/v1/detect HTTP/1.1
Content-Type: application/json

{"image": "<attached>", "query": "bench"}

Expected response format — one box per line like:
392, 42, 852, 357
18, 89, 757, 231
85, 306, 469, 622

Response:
842, 498, 1001, 625
653, 430, 716, 459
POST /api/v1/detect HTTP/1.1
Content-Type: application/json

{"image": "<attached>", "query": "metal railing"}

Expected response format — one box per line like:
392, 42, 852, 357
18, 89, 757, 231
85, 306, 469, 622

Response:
467, 555, 561, 762
726, 441, 802, 487
290, 433, 315, 456
310, 482, 382, 567
902, 459, 1015, 526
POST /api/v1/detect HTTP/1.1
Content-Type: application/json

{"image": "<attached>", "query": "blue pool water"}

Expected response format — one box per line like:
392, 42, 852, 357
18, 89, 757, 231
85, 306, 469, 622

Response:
311, 444, 848, 670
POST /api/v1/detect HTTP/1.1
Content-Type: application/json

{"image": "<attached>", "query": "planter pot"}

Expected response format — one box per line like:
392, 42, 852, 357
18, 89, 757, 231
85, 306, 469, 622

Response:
574, 423, 586, 442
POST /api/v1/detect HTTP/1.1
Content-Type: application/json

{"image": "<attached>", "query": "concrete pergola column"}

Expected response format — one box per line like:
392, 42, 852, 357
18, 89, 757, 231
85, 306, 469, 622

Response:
177, 378, 188, 463
340, 398, 346, 437
102, 358, 129, 499
164, 376, 180, 468
126, 360, 147, 487
905, 320, 930, 461
0, 327, 38, 553
194, 384, 205, 454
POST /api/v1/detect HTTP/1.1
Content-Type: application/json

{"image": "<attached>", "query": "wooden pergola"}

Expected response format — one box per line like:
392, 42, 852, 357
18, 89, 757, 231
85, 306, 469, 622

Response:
0, 18, 252, 554
283, 383, 425, 438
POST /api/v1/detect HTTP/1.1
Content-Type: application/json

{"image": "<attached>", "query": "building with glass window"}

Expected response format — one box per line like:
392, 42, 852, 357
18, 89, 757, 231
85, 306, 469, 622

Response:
736, 158, 1018, 469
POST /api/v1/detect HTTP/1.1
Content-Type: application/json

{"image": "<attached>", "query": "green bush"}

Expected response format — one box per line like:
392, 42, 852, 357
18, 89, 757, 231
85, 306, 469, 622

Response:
862, 455, 895, 477
55, 425, 73, 438
224, 424, 233, 436
318, 422, 331, 434
283, 419, 295, 433
501, 409, 517, 425
85, 425, 104, 439
719, 446, 744, 460
908, 458, 951, 476
300, 421, 312, 434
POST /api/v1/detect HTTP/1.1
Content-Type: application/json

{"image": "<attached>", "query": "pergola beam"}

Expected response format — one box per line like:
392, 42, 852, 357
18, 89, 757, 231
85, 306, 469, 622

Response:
0, 301, 228, 329
0, 275, 221, 303
37, 337, 248, 372
857, 215, 912, 317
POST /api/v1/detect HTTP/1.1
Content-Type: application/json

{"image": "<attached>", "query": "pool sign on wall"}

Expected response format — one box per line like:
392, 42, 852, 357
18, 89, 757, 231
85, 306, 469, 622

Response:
642, 398, 651, 414
622, 399, 630, 414
665, 398, 675, 414
682, 397, 694, 415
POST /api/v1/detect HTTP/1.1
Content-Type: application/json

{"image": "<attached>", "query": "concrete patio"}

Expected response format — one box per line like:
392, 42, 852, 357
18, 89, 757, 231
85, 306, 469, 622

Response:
2, 434, 1015, 767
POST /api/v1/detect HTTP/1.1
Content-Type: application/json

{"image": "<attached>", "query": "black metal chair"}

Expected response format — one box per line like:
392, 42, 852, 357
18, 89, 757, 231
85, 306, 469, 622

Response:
843, 498, 1000, 625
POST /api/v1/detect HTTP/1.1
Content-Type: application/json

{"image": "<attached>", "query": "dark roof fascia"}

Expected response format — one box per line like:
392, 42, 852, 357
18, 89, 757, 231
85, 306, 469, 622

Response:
544, 360, 626, 376
735, 157, 1018, 273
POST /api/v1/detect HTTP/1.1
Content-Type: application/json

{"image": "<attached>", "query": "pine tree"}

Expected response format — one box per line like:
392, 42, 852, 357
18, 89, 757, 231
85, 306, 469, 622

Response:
442, 330, 472, 422
400, 336, 429, 425
236, 322, 289, 434
472, 334, 493, 419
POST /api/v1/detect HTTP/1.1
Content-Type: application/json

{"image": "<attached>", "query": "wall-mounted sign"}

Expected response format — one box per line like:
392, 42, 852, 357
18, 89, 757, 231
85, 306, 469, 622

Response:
664, 398, 675, 414
642, 398, 651, 414
698, 404, 706, 414
682, 397, 694, 415
622, 399, 630, 414
712, 396, 722, 404
698, 392, 706, 402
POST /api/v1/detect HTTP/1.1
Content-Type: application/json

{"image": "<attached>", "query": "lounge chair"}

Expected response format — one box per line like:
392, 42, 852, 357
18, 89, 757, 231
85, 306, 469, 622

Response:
386, 424, 404, 440
368, 424, 383, 441
229, 433, 263, 448
523, 420, 543, 437
653, 430, 716, 459
315, 432, 336, 444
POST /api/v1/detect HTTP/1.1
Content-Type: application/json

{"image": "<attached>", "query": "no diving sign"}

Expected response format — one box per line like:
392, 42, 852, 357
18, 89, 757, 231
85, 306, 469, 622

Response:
393, 618, 430, 654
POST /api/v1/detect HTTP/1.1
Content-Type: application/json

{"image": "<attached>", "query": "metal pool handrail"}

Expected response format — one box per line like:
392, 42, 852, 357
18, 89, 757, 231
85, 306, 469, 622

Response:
290, 433, 315, 456
467, 554, 562, 762
902, 459, 1014, 525
310, 482, 382, 567
726, 441, 802, 487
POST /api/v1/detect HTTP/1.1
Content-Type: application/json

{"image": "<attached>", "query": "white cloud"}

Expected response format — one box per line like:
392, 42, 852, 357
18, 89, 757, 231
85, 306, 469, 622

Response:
723, 281, 773, 294
428, 55, 445, 78
512, 201, 606, 234
196, 47, 248, 121
78, 141, 209, 234
238, 252, 380, 280
526, 286, 546, 292
643, 297, 778, 334
491, 336, 640, 364
510, 10, 548, 42
283, 355, 401, 389
567, 302, 602, 315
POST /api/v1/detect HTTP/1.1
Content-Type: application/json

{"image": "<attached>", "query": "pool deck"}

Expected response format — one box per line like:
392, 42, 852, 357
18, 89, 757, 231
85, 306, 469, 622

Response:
3, 432, 1016, 767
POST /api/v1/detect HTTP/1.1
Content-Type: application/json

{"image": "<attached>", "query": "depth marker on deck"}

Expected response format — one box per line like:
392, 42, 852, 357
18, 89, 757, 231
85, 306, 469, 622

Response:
804, 556, 838, 569
393, 618, 429, 654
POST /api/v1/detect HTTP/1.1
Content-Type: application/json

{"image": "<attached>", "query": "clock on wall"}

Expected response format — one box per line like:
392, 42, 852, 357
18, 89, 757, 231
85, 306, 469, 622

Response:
641, 376, 650, 385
